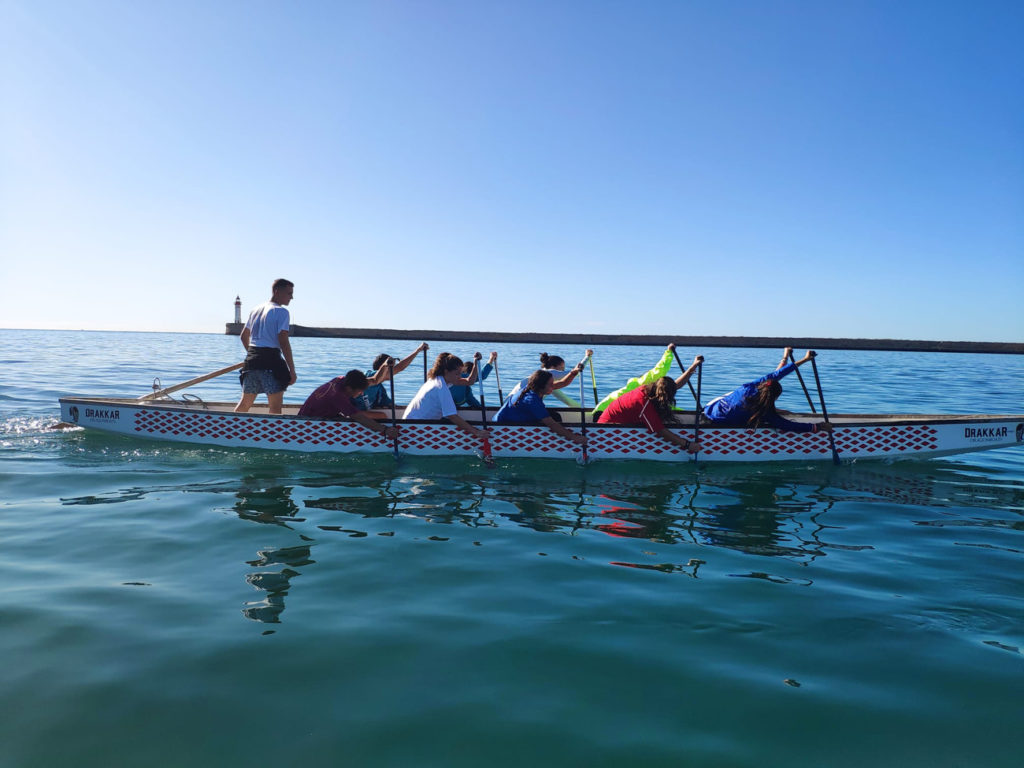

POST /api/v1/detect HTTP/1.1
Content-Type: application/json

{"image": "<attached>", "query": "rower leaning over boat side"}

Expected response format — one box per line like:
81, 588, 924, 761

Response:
592, 343, 702, 418
505, 351, 592, 414
598, 375, 701, 454
494, 370, 587, 448
355, 342, 429, 411
298, 370, 399, 440
702, 347, 833, 433
235, 278, 296, 415
304, 359, 405, 423
403, 353, 489, 443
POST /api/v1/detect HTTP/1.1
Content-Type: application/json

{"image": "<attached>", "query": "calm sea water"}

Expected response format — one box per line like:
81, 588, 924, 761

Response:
2, 329, 1022, 767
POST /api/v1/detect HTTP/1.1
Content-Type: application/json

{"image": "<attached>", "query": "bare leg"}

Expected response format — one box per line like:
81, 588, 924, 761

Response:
267, 391, 284, 415
235, 393, 257, 413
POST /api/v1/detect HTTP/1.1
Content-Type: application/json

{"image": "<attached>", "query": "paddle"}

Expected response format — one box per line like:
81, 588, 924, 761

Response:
578, 351, 591, 464
387, 360, 399, 459
475, 353, 494, 467
422, 347, 428, 382
493, 357, 504, 403
692, 357, 702, 462
808, 352, 839, 465
787, 348, 817, 414
138, 362, 244, 402
671, 348, 700, 404
588, 353, 598, 407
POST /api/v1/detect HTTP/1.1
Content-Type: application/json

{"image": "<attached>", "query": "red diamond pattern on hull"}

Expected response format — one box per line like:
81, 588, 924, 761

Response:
130, 408, 940, 460
400, 423, 490, 453
134, 409, 389, 450
490, 426, 581, 456
830, 424, 939, 455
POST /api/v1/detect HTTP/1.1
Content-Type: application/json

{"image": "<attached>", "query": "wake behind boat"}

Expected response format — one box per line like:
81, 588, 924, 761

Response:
58, 394, 1024, 464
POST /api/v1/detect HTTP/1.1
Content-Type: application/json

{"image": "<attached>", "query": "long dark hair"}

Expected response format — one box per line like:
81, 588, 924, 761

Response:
428, 352, 464, 379
744, 380, 783, 427
641, 377, 678, 422
515, 370, 554, 406
539, 353, 565, 369
372, 353, 392, 371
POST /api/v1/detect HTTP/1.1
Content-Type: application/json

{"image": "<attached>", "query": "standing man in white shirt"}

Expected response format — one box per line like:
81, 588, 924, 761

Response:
234, 278, 296, 414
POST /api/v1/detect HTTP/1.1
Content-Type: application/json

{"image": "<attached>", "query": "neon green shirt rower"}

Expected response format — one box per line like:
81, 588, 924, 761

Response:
591, 344, 701, 417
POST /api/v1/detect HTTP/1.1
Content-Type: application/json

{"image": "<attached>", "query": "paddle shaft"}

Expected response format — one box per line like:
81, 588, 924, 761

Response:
493, 359, 504, 402
671, 350, 700, 403
809, 356, 839, 465
387, 361, 399, 458
588, 355, 598, 407
422, 348, 428, 382
139, 362, 244, 401
476, 358, 493, 464
579, 363, 588, 464
787, 350, 817, 413
692, 361, 702, 461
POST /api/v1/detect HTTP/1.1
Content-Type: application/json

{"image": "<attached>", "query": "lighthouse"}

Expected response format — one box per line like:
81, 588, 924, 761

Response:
226, 295, 244, 335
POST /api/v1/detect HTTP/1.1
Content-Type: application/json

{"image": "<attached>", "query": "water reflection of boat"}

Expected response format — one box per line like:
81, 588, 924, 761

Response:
55, 457, 1021, 623
303, 458, 1021, 555
59, 395, 1024, 463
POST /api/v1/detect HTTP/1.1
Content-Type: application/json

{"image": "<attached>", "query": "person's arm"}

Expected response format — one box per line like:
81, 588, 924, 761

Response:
592, 347, 669, 415
278, 330, 296, 385
541, 416, 586, 446
643, 344, 675, 383
655, 427, 700, 454
765, 412, 832, 433
674, 355, 704, 390
480, 352, 497, 381
552, 361, 585, 391
392, 342, 429, 375
350, 411, 399, 439
240, 326, 251, 351
446, 412, 488, 440
464, 352, 483, 386
777, 347, 813, 372
367, 364, 390, 386
776, 347, 794, 371
763, 349, 815, 385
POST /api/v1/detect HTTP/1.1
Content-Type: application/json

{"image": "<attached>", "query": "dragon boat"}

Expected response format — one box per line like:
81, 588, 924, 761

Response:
58, 394, 1024, 464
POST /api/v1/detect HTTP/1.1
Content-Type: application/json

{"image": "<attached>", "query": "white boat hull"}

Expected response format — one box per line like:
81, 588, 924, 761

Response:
58, 397, 1024, 463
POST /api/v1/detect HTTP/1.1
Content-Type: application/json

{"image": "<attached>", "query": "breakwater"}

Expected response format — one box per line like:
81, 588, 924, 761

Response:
225, 323, 1023, 355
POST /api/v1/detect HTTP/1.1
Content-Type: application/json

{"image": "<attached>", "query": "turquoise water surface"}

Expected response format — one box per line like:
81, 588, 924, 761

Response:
2, 329, 1022, 767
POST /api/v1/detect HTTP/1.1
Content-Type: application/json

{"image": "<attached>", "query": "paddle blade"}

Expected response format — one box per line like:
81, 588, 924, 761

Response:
480, 437, 495, 468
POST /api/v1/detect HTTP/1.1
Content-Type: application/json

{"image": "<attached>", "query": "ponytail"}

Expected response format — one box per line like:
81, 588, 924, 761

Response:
539, 352, 565, 370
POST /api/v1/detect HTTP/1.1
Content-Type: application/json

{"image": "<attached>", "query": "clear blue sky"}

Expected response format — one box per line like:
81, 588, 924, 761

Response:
2, 0, 1022, 341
